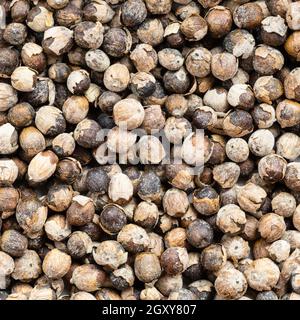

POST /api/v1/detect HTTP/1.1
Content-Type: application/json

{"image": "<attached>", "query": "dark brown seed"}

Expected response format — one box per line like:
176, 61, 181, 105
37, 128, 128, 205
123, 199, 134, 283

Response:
86, 167, 109, 194
186, 219, 214, 249
0, 48, 19, 76
100, 204, 127, 235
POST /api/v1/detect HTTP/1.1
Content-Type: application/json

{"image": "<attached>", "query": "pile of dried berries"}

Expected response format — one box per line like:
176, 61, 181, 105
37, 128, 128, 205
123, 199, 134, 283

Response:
1, 0, 300, 301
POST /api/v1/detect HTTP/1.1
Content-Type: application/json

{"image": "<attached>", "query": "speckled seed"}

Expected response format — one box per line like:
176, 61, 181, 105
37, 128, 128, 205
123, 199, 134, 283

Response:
158, 48, 184, 71
113, 98, 145, 130
271, 192, 296, 217
258, 154, 287, 184
267, 240, 290, 263
254, 76, 283, 104
44, 214, 71, 241
117, 224, 150, 253
213, 162, 240, 189
163, 188, 189, 218
216, 204, 246, 235
244, 258, 280, 291
103, 64, 130, 92
201, 244, 227, 272
258, 213, 286, 242
222, 236, 250, 262
237, 183, 267, 216
160, 247, 189, 275
253, 45, 284, 75
42, 249, 71, 279
71, 264, 106, 292
211, 53, 238, 81
225, 138, 249, 163
215, 269, 247, 300
248, 129, 275, 157
276, 132, 300, 160
93, 240, 128, 270
12, 250, 41, 282
134, 253, 162, 283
